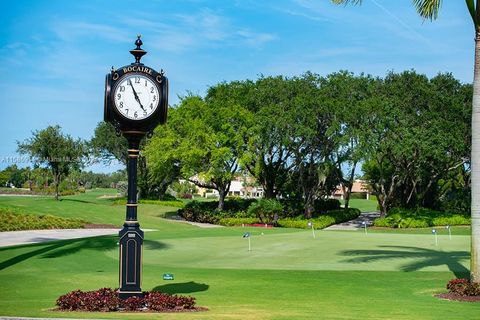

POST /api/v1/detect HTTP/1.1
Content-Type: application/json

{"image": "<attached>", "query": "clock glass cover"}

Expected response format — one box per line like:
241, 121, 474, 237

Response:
114, 74, 160, 120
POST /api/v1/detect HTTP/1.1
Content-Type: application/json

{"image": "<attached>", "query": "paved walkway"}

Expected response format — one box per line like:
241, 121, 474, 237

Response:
0, 229, 120, 247
0, 317, 105, 320
0, 218, 222, 247
167, 215, 224, 228
324, 212, 380, 230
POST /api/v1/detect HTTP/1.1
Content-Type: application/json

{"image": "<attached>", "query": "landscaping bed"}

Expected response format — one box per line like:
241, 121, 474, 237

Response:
436, 293, 480, 302
0, 207, 88, 231
0, 187, 85, 197
178, 198, 360, 229
112, 198, 185, 208
435, 278, 480, 302
374, 207, 469, 228
55, 288, 205, 313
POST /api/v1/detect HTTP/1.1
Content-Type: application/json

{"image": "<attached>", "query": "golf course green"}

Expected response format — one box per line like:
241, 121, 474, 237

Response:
0, 189, 478, 319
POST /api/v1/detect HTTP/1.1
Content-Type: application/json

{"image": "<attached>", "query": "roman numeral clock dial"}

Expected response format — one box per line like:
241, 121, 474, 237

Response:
114, 74, 160, 120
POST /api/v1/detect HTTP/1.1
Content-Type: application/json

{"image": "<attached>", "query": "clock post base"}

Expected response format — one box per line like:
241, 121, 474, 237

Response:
118, 223, 144, 299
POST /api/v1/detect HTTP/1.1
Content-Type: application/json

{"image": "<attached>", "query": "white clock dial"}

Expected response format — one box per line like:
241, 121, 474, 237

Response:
113, 74, 160, 120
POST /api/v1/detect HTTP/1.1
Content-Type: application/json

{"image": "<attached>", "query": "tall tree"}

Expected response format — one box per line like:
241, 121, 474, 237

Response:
361, 71, 471, 215
239, 76, 300, 199
286, 73, 341, 217
146, 95, 252, 210
144, 109, 182, 200
17, 125, 85, 200
90, 122, 128, 165
90, 122, 158, 199
332, 0, 480, 281
320, 71, 378, 209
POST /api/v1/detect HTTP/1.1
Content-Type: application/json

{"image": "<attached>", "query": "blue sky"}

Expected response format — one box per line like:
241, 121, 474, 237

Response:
0, 0, 473, 173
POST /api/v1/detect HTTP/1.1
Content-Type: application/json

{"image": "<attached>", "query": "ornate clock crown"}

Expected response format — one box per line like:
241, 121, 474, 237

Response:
129, 35, 147, 64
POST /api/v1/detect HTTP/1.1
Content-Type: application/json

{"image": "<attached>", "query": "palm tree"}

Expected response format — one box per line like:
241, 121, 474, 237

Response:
331, 0, 480, 282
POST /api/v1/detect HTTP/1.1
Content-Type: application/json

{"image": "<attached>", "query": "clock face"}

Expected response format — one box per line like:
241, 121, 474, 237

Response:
113, 74, 160, 120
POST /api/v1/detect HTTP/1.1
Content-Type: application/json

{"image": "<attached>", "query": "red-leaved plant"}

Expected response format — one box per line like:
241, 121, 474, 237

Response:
122, 296, 144, 311
56, 288, 197, 312
446, 278, 480, 296
144, 291, 196, 311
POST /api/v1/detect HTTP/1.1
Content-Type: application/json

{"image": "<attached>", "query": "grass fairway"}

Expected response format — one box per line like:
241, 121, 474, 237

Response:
0, 189, 479, 319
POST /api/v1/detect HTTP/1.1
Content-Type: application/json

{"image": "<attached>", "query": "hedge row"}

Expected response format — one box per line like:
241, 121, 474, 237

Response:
178, 198, 343, 225
178, 199, 257, 224
112, 198, 185, 208
0, 188, 84, 196
218, 217, 260, 226
277, 208, 361, 229
374, 207, 470, 228
0, 207, 88, 231
218, 208, 361, 229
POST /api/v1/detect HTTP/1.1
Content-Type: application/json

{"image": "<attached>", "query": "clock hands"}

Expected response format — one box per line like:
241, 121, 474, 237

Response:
128, 79, 146, 111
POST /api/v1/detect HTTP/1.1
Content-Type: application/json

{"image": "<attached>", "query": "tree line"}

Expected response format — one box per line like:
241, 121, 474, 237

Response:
101, 70, 470, 216
17, 70, 470, 215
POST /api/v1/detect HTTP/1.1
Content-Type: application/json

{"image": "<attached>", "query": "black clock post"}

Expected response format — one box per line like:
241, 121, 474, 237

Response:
104, 36, 168, 299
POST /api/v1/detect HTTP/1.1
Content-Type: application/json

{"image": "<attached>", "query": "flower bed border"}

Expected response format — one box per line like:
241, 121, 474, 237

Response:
55, 288, 206, 313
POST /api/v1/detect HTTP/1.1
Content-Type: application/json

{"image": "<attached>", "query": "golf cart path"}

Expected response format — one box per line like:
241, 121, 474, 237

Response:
0, 229, 120, 247
0, 219, 222, 247
324, 212, 380, 230
0, 317, 101, 320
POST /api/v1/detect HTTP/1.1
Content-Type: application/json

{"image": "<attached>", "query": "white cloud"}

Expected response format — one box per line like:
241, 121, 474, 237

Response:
120, 9, 276, 53
149, 32, 197, 53
236, 29, 277, 46
51, 21, 130, 43
307, 47, 367, 58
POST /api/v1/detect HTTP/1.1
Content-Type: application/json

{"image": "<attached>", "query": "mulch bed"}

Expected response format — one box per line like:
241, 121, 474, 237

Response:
83, 223, 118, 229
243, 223, 274, 228
435, 293, 480, 302
52, 306, 209, 313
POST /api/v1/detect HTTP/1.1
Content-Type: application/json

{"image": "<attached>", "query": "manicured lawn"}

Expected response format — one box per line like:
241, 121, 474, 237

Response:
0, 188, 180, 230
0, 190, 478, 319
365, 226, 471, 236
341, 198, 379, 212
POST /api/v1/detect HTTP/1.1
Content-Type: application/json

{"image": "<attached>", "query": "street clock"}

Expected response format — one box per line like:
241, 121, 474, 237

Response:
103, 35, 168, 299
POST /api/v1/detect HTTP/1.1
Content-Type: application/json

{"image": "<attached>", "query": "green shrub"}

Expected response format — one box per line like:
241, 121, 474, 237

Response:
160, 193, 178, 201
277, 218, 310, 229
140, 199, 185, 208
0, 207, 88, 231
278, 208, 360, 229
177, 198, 359, 228
178, 199, 257, 224
432, 215, 470, 226
439, 188, 470, 215
373, 217, 391, 228
279, 199, 305, 217
247, 199, 283, 224
397, 218, 429, 228
178, 201, 222, 224
314, 198, 341, 213
112, 198, 185, 208
218, 217, 260, 226
373, 207, 470, 228
280, 198, 341, 217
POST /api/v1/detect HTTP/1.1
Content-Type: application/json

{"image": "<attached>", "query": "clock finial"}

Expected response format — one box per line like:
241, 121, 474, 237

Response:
130, 34, 147, 64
